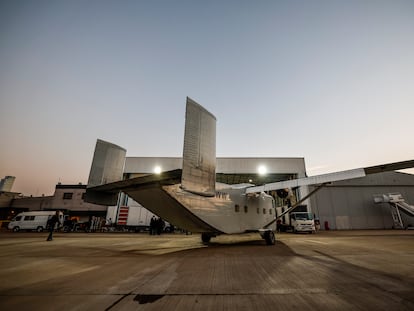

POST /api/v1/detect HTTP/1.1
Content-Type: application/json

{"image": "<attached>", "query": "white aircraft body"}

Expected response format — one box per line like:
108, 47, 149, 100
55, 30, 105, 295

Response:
85, 97, 414, 245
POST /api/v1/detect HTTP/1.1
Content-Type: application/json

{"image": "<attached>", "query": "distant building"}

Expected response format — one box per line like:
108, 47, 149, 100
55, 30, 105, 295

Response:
8, 183, 107, 222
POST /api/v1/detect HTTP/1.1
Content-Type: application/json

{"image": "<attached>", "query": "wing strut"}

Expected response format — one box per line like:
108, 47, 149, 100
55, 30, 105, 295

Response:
263, 183, 327, 229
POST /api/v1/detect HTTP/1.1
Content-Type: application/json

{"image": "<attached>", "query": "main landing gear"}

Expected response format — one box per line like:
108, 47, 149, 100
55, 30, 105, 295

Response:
201, 233, 211, 243
260, 230, 276, 245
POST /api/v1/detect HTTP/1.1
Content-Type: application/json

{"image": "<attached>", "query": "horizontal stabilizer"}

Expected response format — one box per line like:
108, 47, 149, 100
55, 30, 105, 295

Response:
83, 169, 220, 232
246, 159, 414, 193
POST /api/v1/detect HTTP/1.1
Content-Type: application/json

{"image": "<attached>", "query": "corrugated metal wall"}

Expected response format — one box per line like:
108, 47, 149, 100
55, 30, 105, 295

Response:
310, 172, 414, 229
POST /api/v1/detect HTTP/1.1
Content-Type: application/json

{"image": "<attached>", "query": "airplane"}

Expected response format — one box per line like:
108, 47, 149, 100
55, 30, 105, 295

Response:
85, 97, 414, 245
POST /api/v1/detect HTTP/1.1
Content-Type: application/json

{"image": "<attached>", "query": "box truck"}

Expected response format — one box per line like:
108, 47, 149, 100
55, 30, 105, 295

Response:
276, 205, 315, 233
107, 202, 171, 232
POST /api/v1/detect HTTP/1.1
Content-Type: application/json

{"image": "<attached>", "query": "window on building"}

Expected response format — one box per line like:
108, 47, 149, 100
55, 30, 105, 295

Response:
63, 192, 73, 200
257, 207, 260, 214
269, 209, 272, 215
81, 193, 86, 200
244, 206, 248, 213
263, 208, 266, 214
235, 204, 240, 212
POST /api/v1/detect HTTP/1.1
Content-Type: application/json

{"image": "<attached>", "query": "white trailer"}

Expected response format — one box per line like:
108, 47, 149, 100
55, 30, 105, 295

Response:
106, 201, 158, 232
8, 211, 64, 232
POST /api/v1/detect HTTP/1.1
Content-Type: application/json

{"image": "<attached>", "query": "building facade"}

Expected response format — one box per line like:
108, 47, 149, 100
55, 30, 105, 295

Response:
9, 184, 107, 221
310, 171, 414, 230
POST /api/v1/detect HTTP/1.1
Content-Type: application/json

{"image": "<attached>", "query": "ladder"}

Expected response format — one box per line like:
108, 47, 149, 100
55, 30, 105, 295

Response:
373, 193, 414, 229
389, 203, 404, 229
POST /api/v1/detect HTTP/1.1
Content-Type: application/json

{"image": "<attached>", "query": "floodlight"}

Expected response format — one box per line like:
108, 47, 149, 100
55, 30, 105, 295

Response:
258, 165, 267, 176
154, 166, 162, 174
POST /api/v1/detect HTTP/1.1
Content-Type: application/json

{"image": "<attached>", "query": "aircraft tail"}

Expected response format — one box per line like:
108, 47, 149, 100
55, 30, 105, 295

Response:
85, 139, 126, 205
181, 97, 216, 196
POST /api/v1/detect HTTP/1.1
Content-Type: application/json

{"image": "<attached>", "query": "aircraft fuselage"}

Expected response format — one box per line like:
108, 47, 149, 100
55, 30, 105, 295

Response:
163, 184, 276, 234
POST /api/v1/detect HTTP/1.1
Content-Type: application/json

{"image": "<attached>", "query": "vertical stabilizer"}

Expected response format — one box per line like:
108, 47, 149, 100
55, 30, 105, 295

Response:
181, 97, 216, 196
85, 139, 126, 205
0, 176, 15, 192
87, 139, 126, 187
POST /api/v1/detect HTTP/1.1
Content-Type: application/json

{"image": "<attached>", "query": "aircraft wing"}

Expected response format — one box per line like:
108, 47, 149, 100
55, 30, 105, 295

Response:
245, 159, 414, 194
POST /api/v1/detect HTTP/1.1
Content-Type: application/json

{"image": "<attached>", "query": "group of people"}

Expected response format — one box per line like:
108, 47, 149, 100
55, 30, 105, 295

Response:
45, 212, 169, 240
149, 216, 165, 235
45, 212, 107, 241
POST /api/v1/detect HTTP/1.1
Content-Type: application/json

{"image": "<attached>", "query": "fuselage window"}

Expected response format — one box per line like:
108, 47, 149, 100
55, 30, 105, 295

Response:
244, 206, 248, 213
235, 204, 240, 212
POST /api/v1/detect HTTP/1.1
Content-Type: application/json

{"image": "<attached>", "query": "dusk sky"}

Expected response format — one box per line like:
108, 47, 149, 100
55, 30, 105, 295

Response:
1, 0, 413, 196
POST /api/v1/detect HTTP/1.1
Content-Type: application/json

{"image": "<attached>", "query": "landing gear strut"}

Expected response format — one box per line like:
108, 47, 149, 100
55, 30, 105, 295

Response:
263, 230, 275, 245
201, 233, 212, 244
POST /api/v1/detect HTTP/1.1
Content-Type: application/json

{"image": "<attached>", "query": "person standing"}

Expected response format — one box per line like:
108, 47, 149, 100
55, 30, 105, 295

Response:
276, 218, 282, 233
46, 211, 61, 241
150, 216, 156, 235
157, 217, 165, 235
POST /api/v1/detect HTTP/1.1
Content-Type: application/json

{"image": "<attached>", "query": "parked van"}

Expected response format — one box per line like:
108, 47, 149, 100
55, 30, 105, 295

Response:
8, 211, 64, 232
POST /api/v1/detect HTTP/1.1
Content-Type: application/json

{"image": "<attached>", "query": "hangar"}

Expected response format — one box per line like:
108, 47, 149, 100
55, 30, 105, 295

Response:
120, 156, 414, 230
310, 171, 414, 229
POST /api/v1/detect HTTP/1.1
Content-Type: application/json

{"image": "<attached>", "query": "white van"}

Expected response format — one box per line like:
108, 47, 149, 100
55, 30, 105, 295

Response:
8, 211, 64, 232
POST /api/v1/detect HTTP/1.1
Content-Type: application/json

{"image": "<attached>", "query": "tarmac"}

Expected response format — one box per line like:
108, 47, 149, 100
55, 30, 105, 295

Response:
0, 230, 413, 310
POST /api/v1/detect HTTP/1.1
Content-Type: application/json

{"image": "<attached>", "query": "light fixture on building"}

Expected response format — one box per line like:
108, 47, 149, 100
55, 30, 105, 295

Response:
258, 165, 267, 176
153, 166, 162, 174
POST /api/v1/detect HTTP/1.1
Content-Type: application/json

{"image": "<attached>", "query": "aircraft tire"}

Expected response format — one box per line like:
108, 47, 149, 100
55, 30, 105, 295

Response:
201, 233, 211, 244
264, 231, 275, 245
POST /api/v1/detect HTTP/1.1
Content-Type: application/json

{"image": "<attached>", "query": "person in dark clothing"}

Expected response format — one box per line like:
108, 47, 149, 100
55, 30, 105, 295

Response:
276, 218, 282, 233
46, 211, 61, 241
150, 216, 156, 235
157, 217, 165, 235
